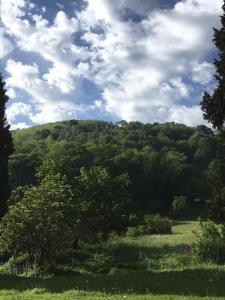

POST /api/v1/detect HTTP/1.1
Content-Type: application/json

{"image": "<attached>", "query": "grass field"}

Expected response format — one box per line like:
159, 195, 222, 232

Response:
1, 221, 225, 300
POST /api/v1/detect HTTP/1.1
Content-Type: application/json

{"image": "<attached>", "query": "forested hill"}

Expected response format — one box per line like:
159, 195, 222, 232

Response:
10, 120, 216, 215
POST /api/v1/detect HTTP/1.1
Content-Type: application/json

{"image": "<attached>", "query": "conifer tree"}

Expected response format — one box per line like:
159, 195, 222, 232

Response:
201, 1, 225, 223
0, 74, 14, 218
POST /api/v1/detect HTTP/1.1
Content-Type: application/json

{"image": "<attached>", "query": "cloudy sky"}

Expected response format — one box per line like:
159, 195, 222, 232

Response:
0, 0, 223, 129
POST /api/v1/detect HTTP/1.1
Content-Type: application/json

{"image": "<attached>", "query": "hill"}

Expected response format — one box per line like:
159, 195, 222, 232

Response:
10, 120, 216, 216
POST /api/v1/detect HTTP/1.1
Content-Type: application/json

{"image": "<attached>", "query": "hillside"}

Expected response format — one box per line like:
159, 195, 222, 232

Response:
10, 120, 216, 216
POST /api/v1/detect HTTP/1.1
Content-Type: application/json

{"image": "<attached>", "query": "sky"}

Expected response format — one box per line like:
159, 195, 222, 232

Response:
0, 0, 223, 129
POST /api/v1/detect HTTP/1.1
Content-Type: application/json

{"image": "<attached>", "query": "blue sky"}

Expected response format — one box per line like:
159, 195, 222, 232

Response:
0, 0, 223, 129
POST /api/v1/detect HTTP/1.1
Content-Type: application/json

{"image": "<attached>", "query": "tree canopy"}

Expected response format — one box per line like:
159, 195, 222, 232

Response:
0, 74, 14, 218
10, 120, 216, 217
201, 1, 225, 223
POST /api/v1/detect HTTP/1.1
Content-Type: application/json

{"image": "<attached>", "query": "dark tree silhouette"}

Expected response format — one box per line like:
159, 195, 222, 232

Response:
201, 1, 225, 223
0, 74, 14, 218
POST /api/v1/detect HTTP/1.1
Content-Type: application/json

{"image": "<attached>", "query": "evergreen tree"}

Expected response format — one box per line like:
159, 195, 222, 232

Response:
0, 74, 14, 218
201, 1, 225, 223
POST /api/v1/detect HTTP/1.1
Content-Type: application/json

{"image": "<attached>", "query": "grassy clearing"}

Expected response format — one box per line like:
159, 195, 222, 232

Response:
1, 221, 225, 300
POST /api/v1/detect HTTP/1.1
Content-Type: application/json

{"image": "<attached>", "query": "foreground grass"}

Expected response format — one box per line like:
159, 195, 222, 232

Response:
1, 221, 225, 300
1, 267, 225, 300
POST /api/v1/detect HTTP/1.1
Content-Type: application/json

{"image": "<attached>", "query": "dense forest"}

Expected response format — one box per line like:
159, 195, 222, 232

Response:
10, 120, 216, 217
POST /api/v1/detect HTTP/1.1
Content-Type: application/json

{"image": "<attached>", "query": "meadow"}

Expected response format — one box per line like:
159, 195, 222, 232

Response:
1, 221, 225, 299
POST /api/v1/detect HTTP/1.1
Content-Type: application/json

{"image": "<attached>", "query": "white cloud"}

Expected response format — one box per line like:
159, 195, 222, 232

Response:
192, 61, 215, 85
170, 78, 190, 98
175, 0, 222, 15
11, 122, 30, 130
0, 0, 223, 127
7, 87, 16, 99
5, 59, 87, 125
168, 105, 206, 126
0, 29, 14, 58
0, 0, 91, 126
78, 0, 222, 124
1, 1, 88, 93
7, 102, 31, 123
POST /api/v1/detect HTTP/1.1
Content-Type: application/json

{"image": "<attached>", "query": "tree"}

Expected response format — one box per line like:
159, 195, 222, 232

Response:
207, 159, 225, 223
72, 166, 130, 245
200, 2, 225, 222
0, 174, 74, 268
201, 1, 225, 130
38, 159, 131, 247
0, 74, 14, 218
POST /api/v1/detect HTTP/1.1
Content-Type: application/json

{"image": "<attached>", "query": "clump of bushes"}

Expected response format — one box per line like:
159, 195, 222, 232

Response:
144, 214, 172, 234
194, 221, 225, 264
127, 214, 172, 237
126, 225, 146, 237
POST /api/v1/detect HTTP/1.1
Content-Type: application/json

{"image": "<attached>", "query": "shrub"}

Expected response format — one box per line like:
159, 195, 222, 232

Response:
127, 214, 172, 237
194, 221, 225, 264
172, 195, 187, 217
144, 214, 172, 234
126, 225, 146, 237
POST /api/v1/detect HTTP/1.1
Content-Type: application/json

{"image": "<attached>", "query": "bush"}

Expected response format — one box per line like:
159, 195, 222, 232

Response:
126, 225, 146, 237
127, 214, 172, 237
194, 221, 225, 264
172, 195, 187, 217
144, 214, 172, 234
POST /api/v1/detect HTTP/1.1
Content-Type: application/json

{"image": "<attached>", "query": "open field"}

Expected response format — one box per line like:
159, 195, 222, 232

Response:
1, 221, 225, 300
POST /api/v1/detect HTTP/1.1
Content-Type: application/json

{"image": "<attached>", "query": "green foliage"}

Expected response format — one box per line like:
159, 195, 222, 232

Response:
194, 221, 225, 264
127, 214, 172, 237
0, 159, 131, 267
200, 3, 225, 223
143, 214, 172, 234
172, 196, 187, 217
207, 159, 225, 223
73, 166, 131, 243
10, 120, 216, 215
0, 174, 74, 267
9, 153, 41, 187
126, 225, 147, 237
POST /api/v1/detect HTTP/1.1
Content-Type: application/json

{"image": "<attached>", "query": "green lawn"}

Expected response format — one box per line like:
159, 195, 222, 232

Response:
1, 221, 225, 300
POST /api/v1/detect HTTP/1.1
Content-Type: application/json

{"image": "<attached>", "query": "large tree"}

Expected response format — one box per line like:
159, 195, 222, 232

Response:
73, 166, 130, 245
0, 174, 74, 268
0, 74, 14, 218
201, 1, 225, 223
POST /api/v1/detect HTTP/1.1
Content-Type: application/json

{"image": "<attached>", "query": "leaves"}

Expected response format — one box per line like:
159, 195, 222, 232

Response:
0, 174, 74, 267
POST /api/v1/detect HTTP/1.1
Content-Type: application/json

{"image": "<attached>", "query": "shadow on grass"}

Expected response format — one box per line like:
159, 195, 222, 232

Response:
172, 220, 194, 226
1, 268, 225, 297
110, 243, 191, 263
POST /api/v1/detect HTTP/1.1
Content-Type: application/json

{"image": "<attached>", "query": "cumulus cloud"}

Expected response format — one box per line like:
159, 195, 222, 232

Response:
192, 62, 215, 85
0, 0, 91, 126
5, 59, 86, 124
0, 29, 14, 58
0, 0, 88, 93
76, 0, 222, 125
7, 101, 31, 123
0, 0, 223, 127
